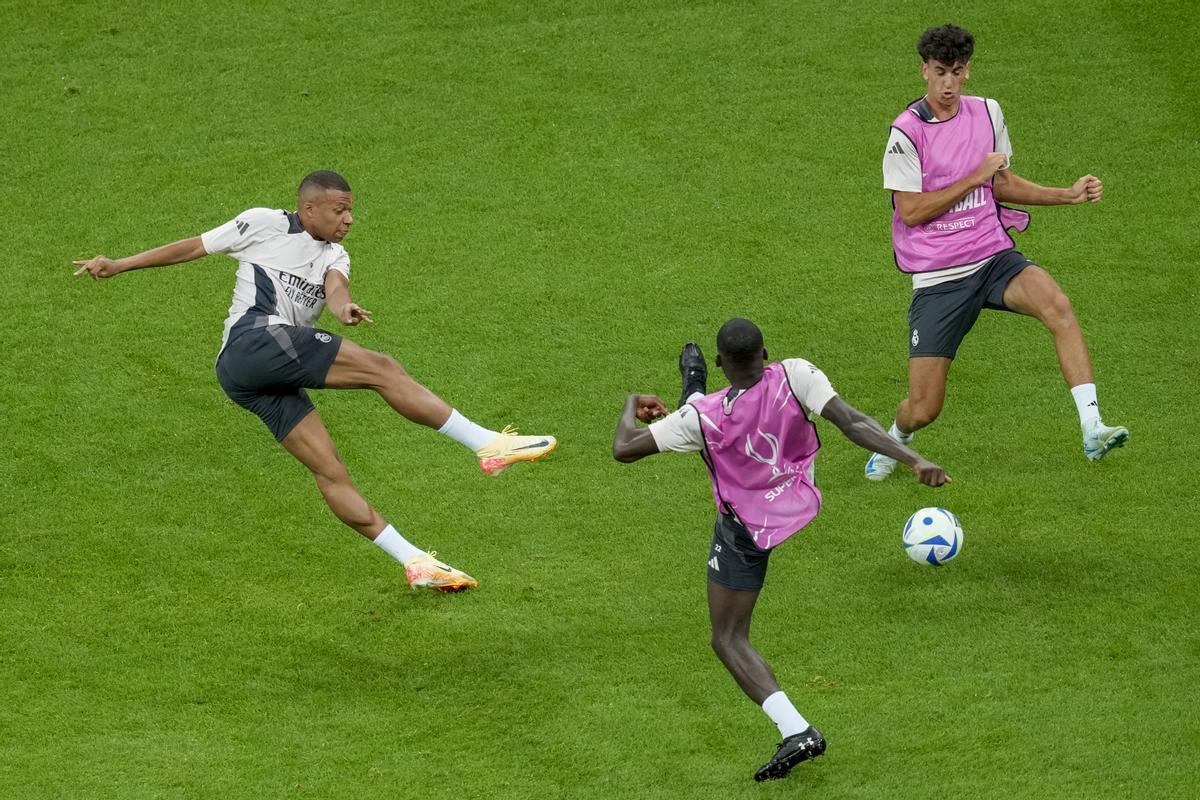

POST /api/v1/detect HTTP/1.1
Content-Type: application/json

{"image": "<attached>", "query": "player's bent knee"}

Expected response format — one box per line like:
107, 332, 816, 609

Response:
711, 634, 730, 660
1043, 292, 1078, 331
368, 351, 412, 384
314, 462, 352, 490
711, 628, 745, 658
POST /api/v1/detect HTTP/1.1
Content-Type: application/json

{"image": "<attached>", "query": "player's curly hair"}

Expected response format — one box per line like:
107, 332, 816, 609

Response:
917, 24, 974, 66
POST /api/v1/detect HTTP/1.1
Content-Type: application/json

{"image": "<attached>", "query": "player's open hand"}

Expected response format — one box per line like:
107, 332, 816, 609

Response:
336, 302, 373, 326
1069, 174, 1103, 204
72, 255, 123, 280
634, 395, 669, 423
913, 458, 951, 487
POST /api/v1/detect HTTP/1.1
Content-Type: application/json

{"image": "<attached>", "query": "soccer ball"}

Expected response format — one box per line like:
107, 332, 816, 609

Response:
902, 507, 963, 566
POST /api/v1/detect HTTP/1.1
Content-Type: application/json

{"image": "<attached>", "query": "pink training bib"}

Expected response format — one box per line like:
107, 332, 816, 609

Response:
690, 363, 823, 549
891, 95, 1030, 273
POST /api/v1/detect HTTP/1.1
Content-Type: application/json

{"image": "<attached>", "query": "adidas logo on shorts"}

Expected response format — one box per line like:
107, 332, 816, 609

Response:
708, 556, 720, 571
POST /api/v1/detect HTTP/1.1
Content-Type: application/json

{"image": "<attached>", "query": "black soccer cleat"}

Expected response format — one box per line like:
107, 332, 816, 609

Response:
679, 342, 707, 408
753, 726, 826, 782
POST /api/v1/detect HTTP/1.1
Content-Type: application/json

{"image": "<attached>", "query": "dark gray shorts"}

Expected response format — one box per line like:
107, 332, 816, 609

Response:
707, 513, 772, 592
216, 325, 343, 441
908, 248, 1035, 359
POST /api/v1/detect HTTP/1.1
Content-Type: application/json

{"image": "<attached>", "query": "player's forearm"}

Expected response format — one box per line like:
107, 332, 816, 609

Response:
840, 410, 922, 467
993, 173, 1070, 205
612, 396, 645, 462
895, 177, 981, 226
325, 281, 352, 314
114, 237, 207, 273
612, 397, 638, 460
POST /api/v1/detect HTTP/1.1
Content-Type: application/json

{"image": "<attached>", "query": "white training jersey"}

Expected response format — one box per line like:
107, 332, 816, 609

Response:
649, 359, 837, 453
882, 98, 1014, 290
200, 207, 350, 353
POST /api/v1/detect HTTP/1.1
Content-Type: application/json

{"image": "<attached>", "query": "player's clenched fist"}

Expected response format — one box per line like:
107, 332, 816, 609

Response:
912, 458, 951, 487
634, 394, 669, 423
969, 152, 1008, 186
1069, 174, 1103, 204
72, 256, 123, 280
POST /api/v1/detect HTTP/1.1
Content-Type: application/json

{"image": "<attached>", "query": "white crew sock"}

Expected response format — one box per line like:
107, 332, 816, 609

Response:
889, 421, 913, 443
373, 524, 424, 564
1070, 383, 1101, 430
761, 691, 810, 738
686, 391, 704, 404
437, 409, 498, 452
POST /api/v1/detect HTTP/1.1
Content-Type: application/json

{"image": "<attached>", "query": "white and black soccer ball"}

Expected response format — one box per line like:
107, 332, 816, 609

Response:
902, 507, 963, 566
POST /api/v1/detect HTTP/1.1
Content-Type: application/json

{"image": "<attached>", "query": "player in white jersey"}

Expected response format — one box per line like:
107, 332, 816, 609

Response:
73, 171, 557, 592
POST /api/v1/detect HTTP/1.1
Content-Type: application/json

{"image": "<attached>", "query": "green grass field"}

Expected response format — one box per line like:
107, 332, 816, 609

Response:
4, 1, 1198, 797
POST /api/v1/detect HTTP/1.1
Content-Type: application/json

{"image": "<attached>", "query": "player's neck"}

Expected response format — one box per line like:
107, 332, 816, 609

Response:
296, 212, 327, 242
924, 94, 960, 121
727, 368, 764, 390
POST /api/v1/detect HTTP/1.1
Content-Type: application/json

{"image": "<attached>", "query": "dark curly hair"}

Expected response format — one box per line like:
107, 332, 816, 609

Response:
917, 24, 974, 66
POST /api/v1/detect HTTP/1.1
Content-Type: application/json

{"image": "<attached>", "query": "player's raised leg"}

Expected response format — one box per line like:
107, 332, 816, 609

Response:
865, 356, 950, 480
1001, 266, 1128, 460
280, 409, 477, 591
324, 338, 556, 474
679, 342, 708, 406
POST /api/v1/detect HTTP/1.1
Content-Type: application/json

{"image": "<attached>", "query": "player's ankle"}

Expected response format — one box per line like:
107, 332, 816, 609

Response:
889, 421, 914, 443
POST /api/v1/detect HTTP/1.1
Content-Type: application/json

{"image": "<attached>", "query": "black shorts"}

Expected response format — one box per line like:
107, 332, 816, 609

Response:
707, 513, 772, 592
215, 325, 343, 441
907, 248, 1035, 359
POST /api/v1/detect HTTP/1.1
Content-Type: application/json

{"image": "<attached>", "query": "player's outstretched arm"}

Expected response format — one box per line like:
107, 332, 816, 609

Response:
324, 271, 373, 326
819, 396, 950, 486
993, 170, 1103, 205
72, 236, 208, 280
612, 394, 668, 463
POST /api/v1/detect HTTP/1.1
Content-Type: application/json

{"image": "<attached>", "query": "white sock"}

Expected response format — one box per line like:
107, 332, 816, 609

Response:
1070, 383, 1101, 430
889, 421, 913, 443
373, 524, 424, 564
761, 691, 810, 738
686, 391, 704, 404
437, 409, 497, 452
